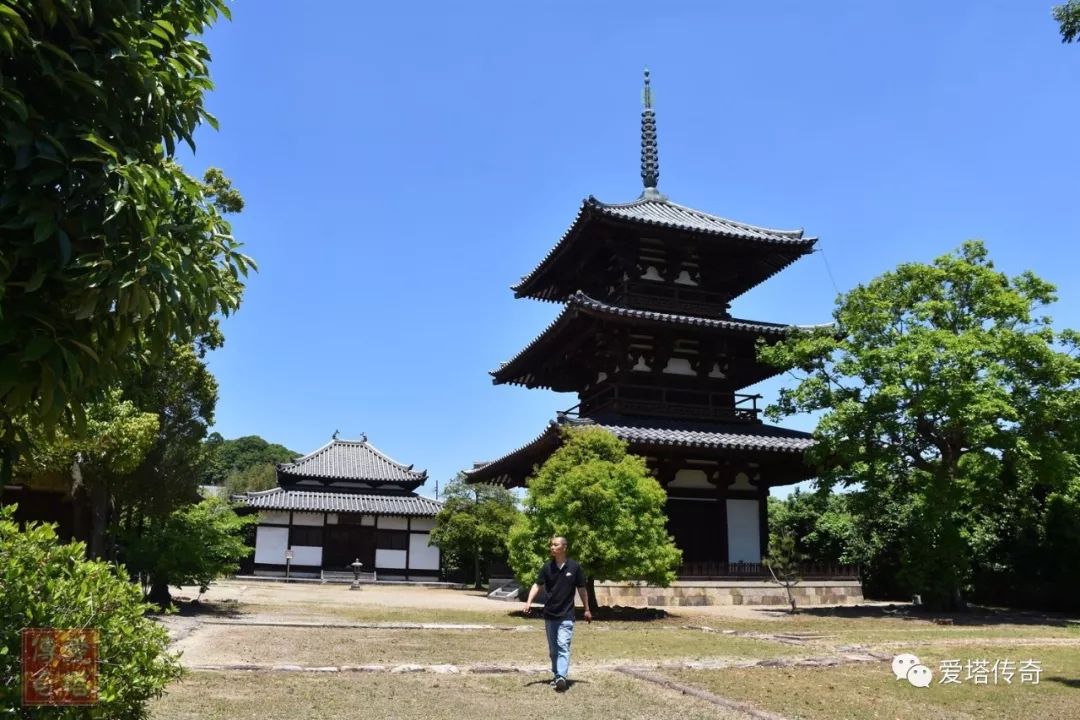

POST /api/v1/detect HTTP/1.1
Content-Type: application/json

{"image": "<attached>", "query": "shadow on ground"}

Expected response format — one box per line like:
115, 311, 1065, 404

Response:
791, 603, 1080, 628
508, 607, 669, 622
161, 597, 245, 619
1044, 676, 1080, 689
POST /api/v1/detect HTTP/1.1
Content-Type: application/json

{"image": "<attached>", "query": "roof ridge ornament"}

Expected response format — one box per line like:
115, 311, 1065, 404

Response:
639, 68, 665, 200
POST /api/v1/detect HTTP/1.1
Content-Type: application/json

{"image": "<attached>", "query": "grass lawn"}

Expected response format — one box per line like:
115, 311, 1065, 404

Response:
159, 585, 1079, 720
176, 622, 805, 667
236, 601, 534, 627
150, 670, 747, 720
664, 645, 1080, 720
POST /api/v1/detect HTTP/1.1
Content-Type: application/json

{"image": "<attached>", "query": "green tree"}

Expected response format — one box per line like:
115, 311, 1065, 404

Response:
767, 489, 855, 566
764, 531, 807, 613
760, 241, 1080, 609
506, 427, 682, 611
0, 506, 182, 718
14, 389, 159, 558
430, 475, 519, 588
205, 435, 298, 485
121, 497, 255, 607
223, 462, 279, 496
114, 329, 225, 527
1054, 1, 1080, 42
0, 0, 252, 468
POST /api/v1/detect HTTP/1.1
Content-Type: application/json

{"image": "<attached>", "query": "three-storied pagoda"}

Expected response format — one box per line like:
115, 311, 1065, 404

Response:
467, 71, 823, 574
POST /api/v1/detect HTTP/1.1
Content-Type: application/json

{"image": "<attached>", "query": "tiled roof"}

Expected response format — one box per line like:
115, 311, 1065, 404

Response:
234, 488, 442, 516
492, 292, 810, 385
596, 197, 810, 243
570, 292, 796, 332
578, 416, 814, 453
277, 439, 426, 485
465, 415, 814, 486
513, 195, 816, 297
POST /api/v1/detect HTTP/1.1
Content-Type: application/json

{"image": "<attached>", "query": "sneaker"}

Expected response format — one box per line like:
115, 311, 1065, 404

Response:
554, 676, 568, 692
548, 677, 558, 687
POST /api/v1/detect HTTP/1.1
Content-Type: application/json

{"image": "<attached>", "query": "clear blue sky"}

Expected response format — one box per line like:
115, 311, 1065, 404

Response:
188, 2, 1080, 497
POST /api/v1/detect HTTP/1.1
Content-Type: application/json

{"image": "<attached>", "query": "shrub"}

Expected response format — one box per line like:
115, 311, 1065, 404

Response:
0, 505, 182, 718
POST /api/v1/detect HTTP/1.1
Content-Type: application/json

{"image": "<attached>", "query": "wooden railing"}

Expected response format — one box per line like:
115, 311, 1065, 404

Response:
613, 281, 732, 318
578, 383, 761, 423
679, 561, 860, 580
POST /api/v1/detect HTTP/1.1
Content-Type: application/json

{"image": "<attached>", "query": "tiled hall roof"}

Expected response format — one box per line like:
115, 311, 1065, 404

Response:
235, 488, 441, 516
277, 438, 427, 485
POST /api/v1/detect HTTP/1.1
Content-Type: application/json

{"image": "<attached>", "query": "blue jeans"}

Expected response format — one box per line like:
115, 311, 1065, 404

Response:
545, 617, 575, 678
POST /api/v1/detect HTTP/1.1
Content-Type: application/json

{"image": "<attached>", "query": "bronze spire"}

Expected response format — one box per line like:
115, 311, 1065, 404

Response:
640, 67, 660, 193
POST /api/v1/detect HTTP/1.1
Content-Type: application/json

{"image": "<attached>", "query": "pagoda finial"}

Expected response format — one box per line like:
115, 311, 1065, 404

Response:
640, 67, 660, 193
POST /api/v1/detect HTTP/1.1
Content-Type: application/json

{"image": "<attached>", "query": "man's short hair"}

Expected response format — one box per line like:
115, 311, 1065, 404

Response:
550, 536, 568, 548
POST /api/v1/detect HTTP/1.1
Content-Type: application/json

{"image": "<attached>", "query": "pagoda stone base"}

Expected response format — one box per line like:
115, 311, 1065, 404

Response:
594, 579, 863, 607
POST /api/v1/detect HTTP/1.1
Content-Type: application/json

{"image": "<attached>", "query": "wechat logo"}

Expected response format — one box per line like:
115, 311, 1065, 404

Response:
892, 653, 933, 688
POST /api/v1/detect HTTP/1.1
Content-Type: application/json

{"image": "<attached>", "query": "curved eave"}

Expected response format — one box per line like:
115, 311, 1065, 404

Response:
512, 196, 817, 301
463, 416, 817, 488
463, 423, 561, 488
276, 439, 428, 485
490, 292, 803, 389
275, 471, 426, 494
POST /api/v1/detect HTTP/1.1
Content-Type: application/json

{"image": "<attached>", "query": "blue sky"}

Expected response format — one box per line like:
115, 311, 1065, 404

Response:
188, 2, 1080, 497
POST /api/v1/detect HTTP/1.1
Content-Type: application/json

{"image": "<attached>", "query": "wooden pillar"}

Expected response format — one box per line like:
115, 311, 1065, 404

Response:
758, 484, 770, 562
405, 517, 412, 581
712, 465, 729, 570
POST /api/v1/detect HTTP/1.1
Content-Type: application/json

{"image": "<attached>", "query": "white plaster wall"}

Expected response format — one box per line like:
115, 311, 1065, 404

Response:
260, 511, 289, 525
361, 515, 375, 526
379, 516, 408, 530
662, 358, 695, 376
326, 513, 338, 524
729, 472, 757, 490
254, 526, 288, 564
674, 270, 698, 286
669, 469, 712, 489
292, 512, 324, 526
410, 517, 436, 532
376, 549, 407, 569
408, 533, 440, 570
727, 499, 761, 563
289, 545, 322, 566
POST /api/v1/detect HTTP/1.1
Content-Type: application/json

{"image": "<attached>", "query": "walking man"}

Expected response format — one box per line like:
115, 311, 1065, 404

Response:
522, 536, 591, 692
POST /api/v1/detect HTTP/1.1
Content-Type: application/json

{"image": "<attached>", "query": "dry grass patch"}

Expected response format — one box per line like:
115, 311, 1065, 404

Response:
679, 612, 1080, 647
150, 670, 747, 720
175, 622, 801, 668
665, 644, 1080, 720
237, 601, 531, 626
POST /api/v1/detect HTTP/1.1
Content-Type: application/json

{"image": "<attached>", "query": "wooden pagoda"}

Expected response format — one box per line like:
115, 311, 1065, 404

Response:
467, 70, 825, 575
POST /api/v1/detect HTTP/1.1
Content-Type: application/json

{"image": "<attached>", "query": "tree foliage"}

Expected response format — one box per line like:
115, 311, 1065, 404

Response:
0, 505, 182, 718
121, 497, 255, 607
223, 462, 278, 496
760, 241, 1080, 608
14, 389, 159, 557
764, 531, 806, 613
114, 329, 224, 524
506, 427, 682, 608
429, 475, 519, 587
767, 489, 855, 567
0, 0, 252, 458
1054, 1, 1080, 42
202, 434, 298, 487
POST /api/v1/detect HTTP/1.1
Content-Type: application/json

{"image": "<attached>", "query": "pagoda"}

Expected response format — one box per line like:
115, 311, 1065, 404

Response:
466, 71, 822, 574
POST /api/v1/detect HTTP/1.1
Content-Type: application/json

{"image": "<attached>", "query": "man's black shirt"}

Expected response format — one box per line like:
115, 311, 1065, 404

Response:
536, 558, 586, 619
